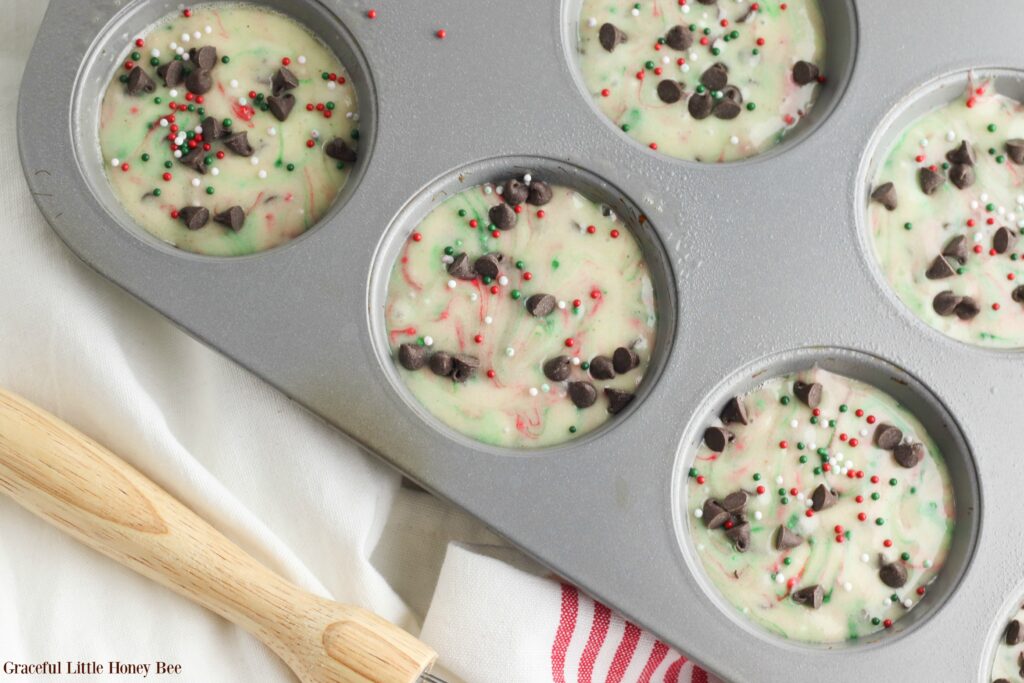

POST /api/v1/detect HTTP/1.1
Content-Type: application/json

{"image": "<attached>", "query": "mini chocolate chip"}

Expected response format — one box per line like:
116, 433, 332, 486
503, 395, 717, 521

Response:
157, 60, 185, 87
793, 380, 822, 408
665, 24, 693, 51
699, 63, 729, 91
325, 138, 358, 163
702, 499, 729, 529
774, 525, 804, 550
503, 179, 529, 206
125, 66, 156, 95
942, 234, 968, 264
925, 255, 956, 280
1013, 285, 1024, 303
213, 205, 245, 232
722, 490, 748, 513
178, 206, 209, 231
267, 93, 295, 122
792, 585, 823, 609
894, 441, 925, 468
918, 167, 944, 195
598, 22, 627, 52
589, 355, 615, 380
932, 290, 962, 316
720, 85, 743, 103
1006, 139, 1024, 165
720, 396, 749, 425
725, 522, 751, 552
525, 293, 557, 317
657, 79, 685, 104
688, 92, 713, 120
612, 346, 639, 374
185, 68, 213, 95
179, 147, 208, 174
811, 483, 837, 511
703, 426, 733, 452
874, 424, 903, 450
223, 131, 254, 157
713, 98, 741, 120
879, 560, 908, 588
429, 351, 453, 377
398, 343, 427, 370
568, 381, 598, 408
955, 296, 980, 320
870, 182, 898, 211
271, 66, 299, 95
605, 388, 634, 414
946, 140, 976, 166
189, 45, 218, 71
474, 253, 502, 279
201, 116, 227, 140
1007, 619, 1023, 646
994, 226, 1018, 254
451, 354, 480, 383
543, 356, 572, 382
949, 163, 975, 189
488, 203, 517, 230
527, 181, 553, 206
792, 60, 819, 85
447, 253, 476, 280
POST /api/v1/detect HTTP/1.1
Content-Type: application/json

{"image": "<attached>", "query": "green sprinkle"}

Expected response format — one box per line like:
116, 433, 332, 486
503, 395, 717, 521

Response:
286, 163, 296, 171
569, 425, 577, 434
746, 102, 756, 111
515, 260, 525, 270
152, 188, 161, 197
203, 155, 213, 165
828, 419, 836, 428
910, 486, 917, 494
645, 60, 655, 70
988, 123, 997, 132
444, 246, 454, 256
987, 202, 996, 212
197, 107, 205, 117
796, 442, 805, 450
997, 155, 1006, 164
839, 404, 848, 413
154, 97, 162, 104
889, 478, 897, 486
904, 222, 912, 231
322, 71, 330, 80
871, 617, 881, 626
813, 466, 822, 475
131, 51, 141, 61
901, 552, 910, 561
783, 557, 792, 565
205, 186, 215, 195
416, 337, 425, 346
119, 75, 128, 83
780, 395, 790, 405
778, 488, 786, 496
875, 517, 885, 526
510, 290, 522, 300
689, 467, 698, 478
621, 124, 631, 132
337, 162, 345, 170
221, 55, 230, 64
753, 473, 761, 481
752, 48, 760, 55
222, 118, 233, 128
482, 276, 493, 285
799, 455, 808, 464
351, 130, 360, 140
260, 103, 269, 112
187, 104, 195, 112
956, 267, 965, 275
941, 161, 950, 170
810, 416, 818, 425
580, 361, 590, 370
551, 259, 560, 269
711, 47, 721, 56
458, 209, 467, 217
703, 27, 711, 35
695, 85, 706, 95
150, 57, 160, 67
164, 161, 173, 169
871, 492, 880, 501
780, 496, 789, 505
141, 153, 150, 162
817, 448, 828, 456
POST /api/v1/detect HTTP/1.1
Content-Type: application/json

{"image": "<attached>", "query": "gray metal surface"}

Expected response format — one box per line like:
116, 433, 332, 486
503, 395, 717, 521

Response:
16, 0, 1024, 680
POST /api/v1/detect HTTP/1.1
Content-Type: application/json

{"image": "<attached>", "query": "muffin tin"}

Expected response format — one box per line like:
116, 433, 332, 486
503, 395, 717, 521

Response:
17, 0, 1024, 680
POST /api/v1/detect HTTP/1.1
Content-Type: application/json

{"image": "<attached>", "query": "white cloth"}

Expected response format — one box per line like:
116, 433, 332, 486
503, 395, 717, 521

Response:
0, 4, 713, 682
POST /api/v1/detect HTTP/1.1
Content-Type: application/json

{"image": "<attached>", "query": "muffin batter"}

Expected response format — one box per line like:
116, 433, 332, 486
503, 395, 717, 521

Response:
385, 176, 658, 448
868, 78, 1024, 347
99, 4, 359, 256
577, 0, 825, 162
992, 605, 1024, 682
686, 367, 954, 643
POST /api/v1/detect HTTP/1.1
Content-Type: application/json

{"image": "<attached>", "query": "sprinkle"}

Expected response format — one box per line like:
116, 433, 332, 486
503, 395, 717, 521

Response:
447, 280, 456, 289
258, 170, 267, 179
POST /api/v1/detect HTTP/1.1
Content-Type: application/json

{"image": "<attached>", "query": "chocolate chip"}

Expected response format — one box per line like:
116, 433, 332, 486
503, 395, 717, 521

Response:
1007, 619, 1023, 646
185, 68, 213, 95
325, 138, 358, 163
811, 484, 837, 511
503, 179, 529, 206
720, 396, 749, 425
267, 93, 295, 122
179, 147, 208, 174
932, 290, 962, 316
713, 98, 741, 120
955, 296, 980, 320
201, 116, 227, 140
665, 24, 693, 51
1013, 285, 1024, 303
612, 347, 639, 374
946, 140, 976, 166
125, 66, 156, 95
525, 293, 556, 317
792, 60, 819, 85
702, 499, 729, 529
948, 163, 975, 190
688, 92, 713, 119
942, 234, 968, 264
792, 585, 823, 609
589, 355, 615, 380
223, 131, 254, 157
398, 343, 427, 370
874, 424, 903, 450
157, 60, 185, 87
994, 226, 1018, 254
722, 490, 748, 513
657, 79, 684, 104
725, 522, 751, 552
543, 356, 572, 382
793, 380, 822, 409
488, 203, 517, 230
699, 63, 729, 91
451, 354, 480, 382
879, 560, 908, 588
925, 255, 956, 280
474, 253, 502, 279
527, 181, 553, 206
446, 253, 475, 280
894, 441, 925, 468
605, 388, 634, 414
870, 182, 898, 211
1006, 139, 1024, 164
178, 206, 209, 231
568, 381, 598, 408
774, 525, 804, 550
703, 426, 733, 452
598, 22, 627, 52
188, 45, 218, 71
271, 66, 299, 95
918, 167, 944, 195
213, 205, 245, 232
720, 85, 743, 103
429, 351, 453, 377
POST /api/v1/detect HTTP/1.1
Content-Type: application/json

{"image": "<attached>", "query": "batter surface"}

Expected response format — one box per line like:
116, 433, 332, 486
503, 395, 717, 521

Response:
686, 367, 954, 643
868, 78, 1024, 347
99, 4, 359, 256
385, 176, 658, 448
577, 0, 825, 162
992, 604, 1024, 682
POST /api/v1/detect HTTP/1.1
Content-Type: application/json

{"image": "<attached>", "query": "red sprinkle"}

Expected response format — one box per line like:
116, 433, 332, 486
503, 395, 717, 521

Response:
282, 57, 291, 66
866, 414, 876, 424
855, 409, 864, 417
586, 225, 597, 234
871, 475, 880, 484
855, 495, 864, 503
883, 539, 893, 547
183, 8, 192, 18
120, 162, 130, 172
469, 219, 478, 228
590, 289, 601, 299
779, 440, 788, 449
436, 29, 447, 39
805, 510, 814, 518
487, 369, 495, 378
756, 37, 765, 46
474, 334, 483, 344
649, 142, 658, 150
162, 172, 172, 181
610, 229, 620, 238
216, 151, 225, 159
523, 272, 533, 281
696, 475, 706, 484
306, 103, 315, 111
537, 210, 546, 219
564, 338, 575, 347
135, 38, 145, 47
124, 60, 135, 71
993, 303, 1001, 311
306, 139, 316, 148
835, 535, 844, 543
883, 619, 893, 629
601, 88, 611, 97
367, 9, 377, 19
170, 210, 180, 219
573, 299, 582, 308
858, 512, 867, 521
834, 525, 843, 534
916, 587, 926, 596
411, 232, 422, 242
491, 230, 500, 238
849, 438, 859, 447
756, 485, 765, 494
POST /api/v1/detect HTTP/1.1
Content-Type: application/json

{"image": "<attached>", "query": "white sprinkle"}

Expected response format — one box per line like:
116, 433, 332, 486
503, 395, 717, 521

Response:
151, 48, 161, 58
210, 167, 220, 176
110, 158, 120, 167
298, 55, 307, 64
859, 428, 868, 437
682, 4, 690, 13
587, 17, 598, 27
1017, 194, 1024, 205
775, 475, 784, 485
483, 186, 493, 195
327, 80, 336, 90
680, 64, 690, 73
923, 560, 933, 569
861, 553, 870, 563
919, 138, 928, 147
169, 89, 179, 98
662, 55, 671, 65
631, 7, 640, 15
268, 127, 277, 137
523, 173, 532, 183
804, 498, 814, 508
484, 315, 493, 325
796, 492, 805, 501
946, 130, 956, 142
173, 149, 183, 158
441, 255, 453, 265
808, 443, 817, 450
835, 452, 844, 462
250, 156, 260, 166
753, 511, 762, 520
981, 192, 989, 202
352, 113, 360, 122
557, 300, 567, 309
311, 129, 320, 139
844, 582, 853, 591
498, 275, 509, 286
181, 33, 190, 43
840, 466, 848, 475
191, 178, 201, 187
775, 573, 786, 585
469, 292, 478, 302
973, 232, 984, 243
970, 200, 979, 210
230, 79, 239, 89
193, 30, 201, 39
694, 508, 704, 519
238, 97, 248, 105
505, 347, 515, 357
998, 205, 1006, 215
541, 383, 550, 392
571, 357, 581, 366
258, 170, 267, 179
790, 419, 798, 428
496, 185, 504, 195
177, 48, 186, 57
529, 387, 539, 397
903, 598, 913, 609
195, 125, 204, 135
169, 42, 178, 50
447, 279, 456, 289
729, 136, 739, 145
205, 25, 212, 34
883, 598, 892, 607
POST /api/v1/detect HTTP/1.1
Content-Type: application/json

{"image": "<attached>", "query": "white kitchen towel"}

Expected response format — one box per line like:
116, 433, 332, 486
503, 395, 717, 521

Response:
0, 3, 714, 682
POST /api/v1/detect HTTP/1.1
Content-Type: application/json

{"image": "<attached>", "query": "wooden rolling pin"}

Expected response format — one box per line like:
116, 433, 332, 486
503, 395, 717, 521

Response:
0, 389, 440, 683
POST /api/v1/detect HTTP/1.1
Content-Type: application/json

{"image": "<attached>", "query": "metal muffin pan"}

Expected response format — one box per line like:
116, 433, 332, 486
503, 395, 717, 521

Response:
17, 0, 1024, 680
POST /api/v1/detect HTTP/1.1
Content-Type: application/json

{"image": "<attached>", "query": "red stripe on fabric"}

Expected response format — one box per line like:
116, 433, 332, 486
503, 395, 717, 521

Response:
664, 655, 688, 683
691, 665, 709, 683
605, 621, 642, 683
577, 601, 612, 683
637, 640, 670, 683
550, 584, 579, 683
